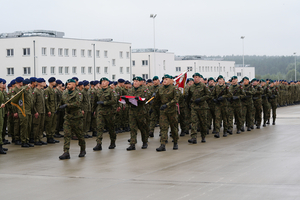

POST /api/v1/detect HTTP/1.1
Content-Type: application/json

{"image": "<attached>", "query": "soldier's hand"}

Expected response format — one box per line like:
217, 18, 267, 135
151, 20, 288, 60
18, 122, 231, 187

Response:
59, 104, 67, 109
14, 113, 18, 119
34, 113, 39, 119
194, 98, 202, 104
217, 96, 224, 101
117, 107, 121, 112
1, 104, 5, 108
233, 96, 239, 100
213, 99, 218, 103
82, 110, 84, 115
97, 101, 104, 105
48, 112, 51, 117
160, 104, 167, 110
135, 96, 139, 100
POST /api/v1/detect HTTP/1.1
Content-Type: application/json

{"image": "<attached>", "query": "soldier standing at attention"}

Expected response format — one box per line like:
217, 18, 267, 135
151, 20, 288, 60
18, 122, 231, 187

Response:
54, 80, 64, 138
228, 76, 245, 134
59, 79, 86, 160
0, 79, 7, 154
92, 77, 117, 151
12, 77, 24, 145
268, 80, 278, 125
207, 77, 216, 134
241, 77, 255, 131
1, 79, 10, 145
79, 81, 92, 138
154, 74, 180, 151
148, 76, 161, 137
251, 78, 263, 129
8, 80, 15, 143
186, 73, 211, 143
261, 79, 271, 127
126, 77, 150, 150
44, 77, 59, 144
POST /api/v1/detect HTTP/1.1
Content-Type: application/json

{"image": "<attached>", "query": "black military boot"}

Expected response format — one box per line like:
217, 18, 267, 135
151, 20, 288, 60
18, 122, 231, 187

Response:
272, 119, 276, 125
27, 143, 34, 147
240, 126, 245, 132
223, 131, 227, 137
250, 125, 254, 129
263, 122, 266, 127
47, 138, 56, 144
201, 137, 206, 143
207, 129, 209, 135
21, 143, 30, 148
247, 127, 251, 131
3, 147, 8, 151
156, 144, 166, 152
15, 140, 21, 145
54, 132, 63, 138
214, 132, 220, 138
40, 141, 47, 145
29, 138, 35, 143
93, 144, 102, 151
227, 129, 233, 135
141, 143, 148, 149
149, 132, 154, 137
173, 143, 178, 150
108, 141, 116, 149
59, 152, 70, 160
257, 126, 260, 129
34, 141, 43, 146
212, 129, 216, 134
188, 138, 197, 144
127, 144, 136, 151
0, 145, 7, 154
92, 131, 97, 137
180, 131, 186, 137
3, 139, 10, 145
236, 129, 241, 134
78, 150, 86, 157
266, 119, 270, 124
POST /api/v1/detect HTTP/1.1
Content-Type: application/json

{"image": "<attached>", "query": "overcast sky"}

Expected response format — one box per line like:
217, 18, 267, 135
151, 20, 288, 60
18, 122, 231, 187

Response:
1, 0, 299, 56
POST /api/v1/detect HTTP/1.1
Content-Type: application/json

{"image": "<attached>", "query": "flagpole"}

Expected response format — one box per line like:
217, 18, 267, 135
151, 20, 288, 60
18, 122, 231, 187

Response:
1, 87, 25, 107
174, 70, 188, 82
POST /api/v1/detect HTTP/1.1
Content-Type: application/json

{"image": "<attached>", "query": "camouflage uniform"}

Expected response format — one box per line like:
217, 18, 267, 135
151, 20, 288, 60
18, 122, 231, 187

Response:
148, 85, 160, 135
241, 84, 255, 129
252, 85, 263, 127
44, 86, 57, 140
0, 91, 4, 146
262, 85, 271, 125
228, 84, 245, 132
178, 91, 189, 135
11, 86, 21, 143
32, 87, 45, 143
7, 88, 14, 141
81, 88, 90, 136
268, 86, 278, 123
207, 85, 216, 132
55, 88, 64, 135
2, 90, 9, 142
89, 87, 97, 134
114, 85, 127, 132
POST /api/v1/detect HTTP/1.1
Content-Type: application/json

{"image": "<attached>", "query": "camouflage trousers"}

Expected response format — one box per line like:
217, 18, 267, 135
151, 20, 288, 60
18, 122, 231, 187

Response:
63, 118, 85, 153
149, 106, 160, 133
0, 116, 3, 145
207, 104, 215, 130
129, 109, 148, 145
33, 113, 45, 142
228, 101, 243, 130
184, 105, 191, 128
242, 102, 253, 128
262, 100, 270, 123
269, 99, 277, 120
214, 104, 228, 133
159, 111, 178, 145
2, 114, 7, 142
13, 117, 20, 141
96, 113, 116, 145
178, 106, 189, 133
191, 108, 207, 139
8, 114, 14, 140
20, 113, 31, 144
91, 112, 97, 132
252, 100, 262, 126
45, 113, 56, 139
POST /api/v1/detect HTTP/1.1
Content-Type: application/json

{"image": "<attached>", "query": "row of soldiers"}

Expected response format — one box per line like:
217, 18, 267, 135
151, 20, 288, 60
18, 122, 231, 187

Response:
0, 74, 299, 157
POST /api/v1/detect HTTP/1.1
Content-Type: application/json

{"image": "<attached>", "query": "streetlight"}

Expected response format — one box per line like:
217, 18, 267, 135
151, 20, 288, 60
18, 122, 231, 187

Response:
150, 14, 157, 77
241, 36, 245, 68
92, 44, 96, 80
294, 52, 297, 81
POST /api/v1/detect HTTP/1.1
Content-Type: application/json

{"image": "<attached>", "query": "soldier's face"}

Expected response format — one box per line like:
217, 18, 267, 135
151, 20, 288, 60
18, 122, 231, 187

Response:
208, 80, 214, 86
188, 81, 194, 86
252, 81, 258, 86
232, 79, 238, 85
153, 79, 160, 85
67, 82, 75, 90
193, 76, 201, 83
218, 78, 224, 85
243, 79, 249, 85
133, 80, 140, 88
101, 80, 109, 88
261, 82, 266, 86
163, 78, 170, 85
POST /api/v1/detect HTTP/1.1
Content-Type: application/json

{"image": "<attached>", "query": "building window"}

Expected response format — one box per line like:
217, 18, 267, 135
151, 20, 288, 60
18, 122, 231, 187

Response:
72, 66, 77, 74
59, 66, 63, 74
23, 48, 30, 56
42, 67, 47, 75
88, 50, 92, 57
223, 67, 225, 72
211, 67, 213, 72
51, 66, 55, 75
81, 67, 85, 74
7, 68, 14, 75
72, 49, 76, 57
214, 67, 216, 72
96, 67, 100, 74
126, 52, 129, 58
112, 59, 116, 66
202, 66, 205, 72
126, 67, 130, 74
50, 48, 55, 56
81, 49, 85, 57
96, 50, 100, 57
64, 49, 69, 56
7, 49, 14, 57
187, 66, 193, 71
142, 60, 148, 66
132, 60, 135, 66
88, 67, 92, 74
112, 74, 116, 80
58, 48, 63, 56
65, 67, 69, 74
42, 48, 47, 56
104, 67, 108, 74
104, 50, 108, 58
220, 67, 222, 72
230, 67, 232, 72
23, 67, 31, 75
176, 67, 181, 72
120, 67, 123, 74
119, 51, 123, 58
132, 74, 136, 78
142, 74, 149, 79
237, 72, 242, 76
199, 66, 201, 72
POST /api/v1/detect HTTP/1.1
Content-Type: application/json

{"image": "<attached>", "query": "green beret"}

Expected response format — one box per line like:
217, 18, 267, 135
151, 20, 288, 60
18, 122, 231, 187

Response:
243, 76, 249, 81
192, 73, 201, 78
66, 79, 76, 83
208, 77, 215, 81
260, 79, 266, 82
152, 76, 159, 81
162, 74, 172, 79
217, 75, 224, 81
187, 78, 194, 82
100, 77, 109, 83
269, 80, 274, 83
232, 76, 238, 80
251, 78, 257, 82
133, 76, 142, 81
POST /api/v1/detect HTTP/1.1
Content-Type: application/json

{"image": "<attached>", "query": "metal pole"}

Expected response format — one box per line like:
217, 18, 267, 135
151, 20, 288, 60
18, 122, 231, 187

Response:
241, 36, 245, 68
92, 44, 96, 80
130, 46, 132, 81
33, 40, 36, 77
153, 17, 156, 76
294, 53, 297, 81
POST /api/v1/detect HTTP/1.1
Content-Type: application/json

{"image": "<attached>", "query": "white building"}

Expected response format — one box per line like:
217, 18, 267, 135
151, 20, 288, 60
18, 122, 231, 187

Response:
0, 30, 131, 84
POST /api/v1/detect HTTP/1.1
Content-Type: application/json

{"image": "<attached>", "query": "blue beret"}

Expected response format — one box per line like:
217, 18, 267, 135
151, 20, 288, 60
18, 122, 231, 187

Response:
83, 81, 89, 86
94, 80, 99, 85
125, 80, 130, 84
113, 81, 118, 86
109, 81, 113, 85
118, 78, 125, 83
146, 79, 153, 83
48, 77, 56, 83
90, 81, 94, 85
8, 83, 11, 87
56, 80, 62, 84
23, 78, 30, 85
30, 77, 37, 82
72, 77, 79, 81
0, 78, 3, 83
16, 77, 24, 83
2, 79, 6, 84
10, 80, 16, 85
37, 78, 44, 83
78, 81, 83, 86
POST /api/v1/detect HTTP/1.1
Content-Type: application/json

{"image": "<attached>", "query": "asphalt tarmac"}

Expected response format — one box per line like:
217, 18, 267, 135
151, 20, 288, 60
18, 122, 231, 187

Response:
1, 105, 300, 200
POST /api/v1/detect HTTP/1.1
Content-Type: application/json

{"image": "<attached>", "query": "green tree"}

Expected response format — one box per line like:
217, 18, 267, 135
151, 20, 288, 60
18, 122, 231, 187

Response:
286, 69, 300, 81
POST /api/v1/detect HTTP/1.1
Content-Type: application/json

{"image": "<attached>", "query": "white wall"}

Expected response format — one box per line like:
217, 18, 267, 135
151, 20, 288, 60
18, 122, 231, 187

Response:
235, 67, 255, 81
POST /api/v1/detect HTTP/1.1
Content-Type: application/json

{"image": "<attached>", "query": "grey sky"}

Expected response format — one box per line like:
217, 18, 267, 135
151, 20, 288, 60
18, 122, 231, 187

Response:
1, 0, 299, 56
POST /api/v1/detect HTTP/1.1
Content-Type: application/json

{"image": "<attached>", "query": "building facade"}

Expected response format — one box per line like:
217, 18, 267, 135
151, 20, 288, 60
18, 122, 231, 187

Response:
0, 30, 131, 83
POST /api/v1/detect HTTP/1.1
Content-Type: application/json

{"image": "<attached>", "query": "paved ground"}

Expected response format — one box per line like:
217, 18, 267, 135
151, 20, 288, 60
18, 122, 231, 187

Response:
1, 105, 300, 200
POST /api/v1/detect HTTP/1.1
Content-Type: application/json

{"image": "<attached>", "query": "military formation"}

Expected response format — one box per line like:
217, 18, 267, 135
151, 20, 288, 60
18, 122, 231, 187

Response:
0, 74, 300, 159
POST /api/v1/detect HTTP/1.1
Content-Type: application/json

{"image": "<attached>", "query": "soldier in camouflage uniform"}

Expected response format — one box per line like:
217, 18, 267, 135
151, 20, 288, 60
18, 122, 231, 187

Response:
251, 78, 263, 129
241, 77, 255, 131
186, 73, 210, 143
54, 80, 64, 138
126, 77, 150, 150
207, 77, 216, 134
211, 75, 232, 138
92, 77, 117, 151
79, 81, 92, 138
148, 76, 160, 137
1, 79, 10, 145
228, 76, 245, 134
59, 79, 86, 160
90, 81, 98, 136
7, 80, 15, 143
268, 80, 278, 125
114, 79, 127, 133
261, 79, 272, 127
0, 79, 7, 154
184, 78, 194, 133
154, 74, 180, 151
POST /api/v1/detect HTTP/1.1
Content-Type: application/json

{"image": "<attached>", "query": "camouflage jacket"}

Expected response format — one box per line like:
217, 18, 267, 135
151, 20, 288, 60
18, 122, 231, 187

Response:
241, 84, 255, 105
93, 87, 116, 115
33, 87, 45, 114
211, 84, 232, 106
154, 84, 180, 113
186, 82, 211, 110
127, 86, 150, 112
44, 86, 57, 113
61, 89, 83, 120
228, 84, 245, 105
252, 85, 263, 101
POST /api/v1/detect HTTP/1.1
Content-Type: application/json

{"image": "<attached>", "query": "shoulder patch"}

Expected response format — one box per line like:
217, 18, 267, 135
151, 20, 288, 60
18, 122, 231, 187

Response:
79, 93, 82, 95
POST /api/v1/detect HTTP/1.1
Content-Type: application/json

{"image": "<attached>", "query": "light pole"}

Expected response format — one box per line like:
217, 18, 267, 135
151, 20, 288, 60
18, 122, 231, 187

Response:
150, 14, 157, 77
294, 52, 297, 81
241, 36, 245, 68
92, 44, 96, 80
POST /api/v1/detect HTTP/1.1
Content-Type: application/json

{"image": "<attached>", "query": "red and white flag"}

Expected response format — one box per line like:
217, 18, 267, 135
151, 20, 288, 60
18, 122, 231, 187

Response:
175, 71, 187, 94
119, 96, 145, 106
